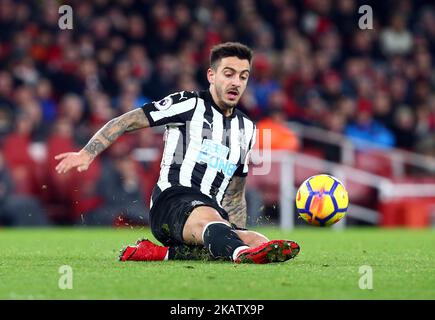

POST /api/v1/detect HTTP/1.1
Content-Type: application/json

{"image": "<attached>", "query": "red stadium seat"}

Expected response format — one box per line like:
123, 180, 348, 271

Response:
294, 166, 325, 187
345, 180, 377, 207
355, 150, 394, 177
379, 176, 435, 228
301, 147, 324, 159
380, 198, 435, 228
247, 162, 281, 204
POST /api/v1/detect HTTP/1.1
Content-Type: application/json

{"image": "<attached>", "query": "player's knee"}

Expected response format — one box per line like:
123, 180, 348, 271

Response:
188, 206, 226, 227
184, 219, 230, 245
183, 206, 228, 244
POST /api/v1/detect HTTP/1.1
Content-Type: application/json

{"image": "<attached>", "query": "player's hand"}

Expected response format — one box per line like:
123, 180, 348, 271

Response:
55, 150, 93, 174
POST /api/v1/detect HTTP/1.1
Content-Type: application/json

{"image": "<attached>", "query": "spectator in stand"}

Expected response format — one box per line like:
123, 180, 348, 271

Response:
116, 79, 151, 112
320, 70, 343, 106
249, 54, 281, 114
0, 0, 433, 225
345, 104, 396, 151
380, 13, 413, 56
372, 89, 395, 130
2, 112, 39, 195
35, 78, 57, 124
0, 150, 48, 226
0, 71, 15, 137
321, 110, 347, 162
82, 145, 149, 226
256, 99, 300, 152
415, 101, 435, 141
392, 105, 416, 150
87, 91, 115, 130
389, 76, 409, 108
142, 54, 180, 100
58, 94, 90, 146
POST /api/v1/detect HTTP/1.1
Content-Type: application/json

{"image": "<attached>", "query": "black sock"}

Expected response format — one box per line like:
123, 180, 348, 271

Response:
168, 245, 211, 261
202, 222, 247, 260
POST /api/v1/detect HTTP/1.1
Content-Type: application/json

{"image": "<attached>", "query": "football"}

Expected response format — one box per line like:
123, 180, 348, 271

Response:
296, 174, 349, 226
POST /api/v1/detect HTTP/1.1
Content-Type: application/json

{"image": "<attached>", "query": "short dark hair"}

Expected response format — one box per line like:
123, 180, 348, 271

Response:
210, 42, 253, 69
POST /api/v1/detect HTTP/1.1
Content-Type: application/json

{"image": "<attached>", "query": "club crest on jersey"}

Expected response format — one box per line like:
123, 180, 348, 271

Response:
154, 96, 173, 111
239, 132, 248, 151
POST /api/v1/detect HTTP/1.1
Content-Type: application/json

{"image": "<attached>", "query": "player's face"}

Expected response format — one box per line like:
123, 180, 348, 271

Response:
208, 57, 251, 109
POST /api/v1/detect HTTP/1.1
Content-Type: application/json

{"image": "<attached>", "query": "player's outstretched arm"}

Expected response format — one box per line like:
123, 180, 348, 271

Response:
222, 176, 247, 228
55, 108, 149, 174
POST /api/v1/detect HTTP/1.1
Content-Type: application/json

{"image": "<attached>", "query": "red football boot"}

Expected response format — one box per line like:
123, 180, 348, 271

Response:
119, 239, 169, 262
234, 240, 300, 264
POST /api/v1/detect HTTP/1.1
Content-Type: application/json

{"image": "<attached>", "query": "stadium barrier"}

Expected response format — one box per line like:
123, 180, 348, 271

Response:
287, 121, 435, 176
250, 150, 435, 230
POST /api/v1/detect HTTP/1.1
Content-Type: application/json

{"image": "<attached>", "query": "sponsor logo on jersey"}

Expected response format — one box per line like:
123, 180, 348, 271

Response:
197, 139, 237, 177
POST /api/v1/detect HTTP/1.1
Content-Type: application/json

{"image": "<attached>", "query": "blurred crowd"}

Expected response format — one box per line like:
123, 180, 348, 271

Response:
0, 0, 434, 226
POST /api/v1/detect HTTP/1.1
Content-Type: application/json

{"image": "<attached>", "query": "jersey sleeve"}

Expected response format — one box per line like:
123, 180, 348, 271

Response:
233, 124, 257, 177
141, 91, 197, 127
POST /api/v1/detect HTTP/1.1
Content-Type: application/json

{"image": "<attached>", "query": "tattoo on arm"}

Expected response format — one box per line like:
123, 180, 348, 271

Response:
222, 176, 247, 228
83, 139, 106, 157
83, 108, 149, 159
99, 118, 126, 142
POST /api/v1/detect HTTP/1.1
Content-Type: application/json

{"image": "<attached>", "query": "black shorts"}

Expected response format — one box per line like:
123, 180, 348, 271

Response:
149, 185, 230, 246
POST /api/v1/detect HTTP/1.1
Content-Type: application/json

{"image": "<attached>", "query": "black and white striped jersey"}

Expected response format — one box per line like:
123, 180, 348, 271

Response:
141, 90, 256, 208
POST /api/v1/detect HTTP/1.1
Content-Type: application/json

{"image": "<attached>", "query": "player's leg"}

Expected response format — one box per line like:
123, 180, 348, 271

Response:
119, 186, 300, 263
120, 207, 298, 263
120, 227, 298, 263
182, 206, 300, 263
119, 238, 211, 262
181, 205, 249, 261
119, 187, 227, 262
167, 230, 269, 260
120, 229, 268, 262
235, 230, 269, 248
120, 205, 252, 262
181, 205, 270, 249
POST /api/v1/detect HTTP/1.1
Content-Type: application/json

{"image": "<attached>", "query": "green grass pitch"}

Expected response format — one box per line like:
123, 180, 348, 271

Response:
0, 227, 434, 299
